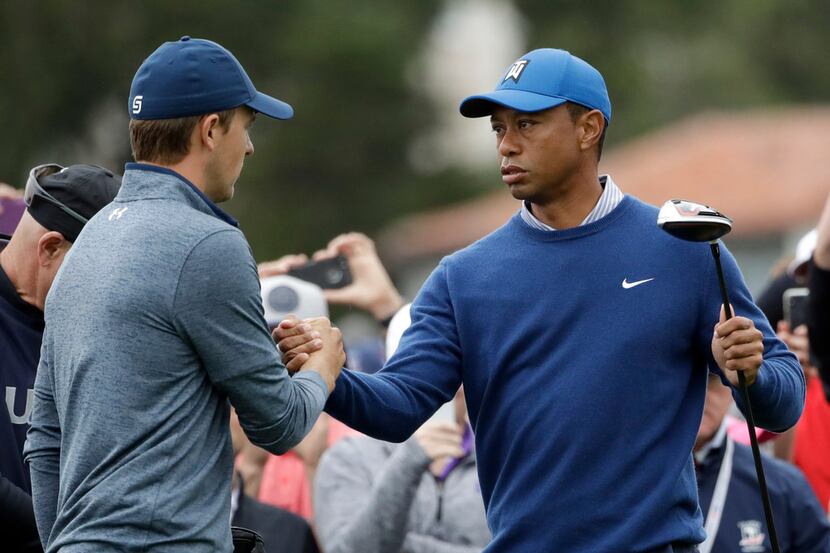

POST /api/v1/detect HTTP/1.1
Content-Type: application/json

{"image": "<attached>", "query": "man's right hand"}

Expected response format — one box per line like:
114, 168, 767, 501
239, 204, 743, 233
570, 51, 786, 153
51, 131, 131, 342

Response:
276, 316, 344, 392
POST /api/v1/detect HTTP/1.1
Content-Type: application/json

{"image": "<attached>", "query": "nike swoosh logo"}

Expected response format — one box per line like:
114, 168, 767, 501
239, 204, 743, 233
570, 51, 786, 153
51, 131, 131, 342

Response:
622, 277, 655, 289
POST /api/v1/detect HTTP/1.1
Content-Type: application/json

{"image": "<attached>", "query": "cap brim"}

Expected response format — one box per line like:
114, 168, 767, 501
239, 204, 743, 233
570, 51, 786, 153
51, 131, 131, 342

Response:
246, 91, 294, 120
459, 89, 567, 118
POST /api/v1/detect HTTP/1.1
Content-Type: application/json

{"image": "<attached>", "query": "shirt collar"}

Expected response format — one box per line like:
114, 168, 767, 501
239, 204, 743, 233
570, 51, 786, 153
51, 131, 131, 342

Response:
521, 174, 623, 231
124, 163, 239, 228
0, 241, 45, 325
694, 418, 729, 466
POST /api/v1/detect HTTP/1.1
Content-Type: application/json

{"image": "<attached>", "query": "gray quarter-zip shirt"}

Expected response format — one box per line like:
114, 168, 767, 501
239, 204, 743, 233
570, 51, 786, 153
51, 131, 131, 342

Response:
24, 163, 328, 553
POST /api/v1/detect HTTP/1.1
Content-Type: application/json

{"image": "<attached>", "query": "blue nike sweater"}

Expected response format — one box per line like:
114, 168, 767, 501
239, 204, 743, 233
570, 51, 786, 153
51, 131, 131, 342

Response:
326, 195, 804, 552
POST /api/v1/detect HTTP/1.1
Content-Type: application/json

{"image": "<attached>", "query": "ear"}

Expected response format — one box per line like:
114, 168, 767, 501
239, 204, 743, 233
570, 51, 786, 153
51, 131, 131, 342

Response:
198, 113, 222, 152
37, 231, 69, 268
577, 109, 605, 154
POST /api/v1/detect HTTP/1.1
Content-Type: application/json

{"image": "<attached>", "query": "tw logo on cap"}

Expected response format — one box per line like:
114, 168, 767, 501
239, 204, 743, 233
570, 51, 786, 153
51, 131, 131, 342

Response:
503, 60, 529, 83
132, 95, 143, 115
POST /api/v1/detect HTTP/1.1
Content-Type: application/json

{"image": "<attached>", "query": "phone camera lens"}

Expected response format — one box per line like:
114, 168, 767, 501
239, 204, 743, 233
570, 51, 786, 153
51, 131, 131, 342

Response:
326, 268, 343, 284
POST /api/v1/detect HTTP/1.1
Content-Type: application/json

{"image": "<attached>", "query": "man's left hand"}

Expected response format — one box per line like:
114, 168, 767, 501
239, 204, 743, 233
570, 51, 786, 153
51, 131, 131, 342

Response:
711, 305, 764, 387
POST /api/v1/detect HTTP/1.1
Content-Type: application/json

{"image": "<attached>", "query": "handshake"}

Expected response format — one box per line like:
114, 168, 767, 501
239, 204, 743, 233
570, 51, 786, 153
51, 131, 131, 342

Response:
275, 315, 345, 393
261, 232, 407, 393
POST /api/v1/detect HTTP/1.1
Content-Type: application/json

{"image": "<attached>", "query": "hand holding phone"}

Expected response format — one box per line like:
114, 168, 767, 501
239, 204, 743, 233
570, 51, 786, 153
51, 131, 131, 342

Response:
783, 287, 810, 329
286, 255, 353, 289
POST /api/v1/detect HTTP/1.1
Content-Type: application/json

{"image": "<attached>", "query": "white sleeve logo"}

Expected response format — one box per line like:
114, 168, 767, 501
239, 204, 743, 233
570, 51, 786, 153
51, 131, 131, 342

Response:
108, 207, 129, 221
132, 95, 143, 114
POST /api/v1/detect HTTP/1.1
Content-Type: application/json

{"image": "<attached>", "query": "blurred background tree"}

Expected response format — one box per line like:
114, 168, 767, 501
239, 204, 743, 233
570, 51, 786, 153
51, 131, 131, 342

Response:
1, 0, 828, 261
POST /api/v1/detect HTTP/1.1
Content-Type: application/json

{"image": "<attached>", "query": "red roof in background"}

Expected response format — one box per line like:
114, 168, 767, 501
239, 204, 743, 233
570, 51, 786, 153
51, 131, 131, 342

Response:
379, 107, 830, 265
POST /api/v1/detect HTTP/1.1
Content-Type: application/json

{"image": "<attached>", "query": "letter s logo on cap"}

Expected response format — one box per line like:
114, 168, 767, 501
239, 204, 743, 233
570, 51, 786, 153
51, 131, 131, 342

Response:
132, 95, 143, 114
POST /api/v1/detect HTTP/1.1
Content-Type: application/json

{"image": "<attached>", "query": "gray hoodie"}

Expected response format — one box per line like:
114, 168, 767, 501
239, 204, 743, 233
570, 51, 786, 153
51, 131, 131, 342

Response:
24, 164, 328, 553
315, 434, 490, 553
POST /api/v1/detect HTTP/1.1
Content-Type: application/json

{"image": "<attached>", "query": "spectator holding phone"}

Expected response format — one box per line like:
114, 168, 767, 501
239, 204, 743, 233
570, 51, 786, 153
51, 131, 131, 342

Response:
256, 233, 491, 552
775, 229, 819, 384
755, 228, 830, 512
783, 191, 830, 514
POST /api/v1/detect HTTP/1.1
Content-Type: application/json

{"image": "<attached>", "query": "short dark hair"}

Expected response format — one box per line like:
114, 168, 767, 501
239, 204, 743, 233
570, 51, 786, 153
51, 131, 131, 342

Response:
129, 109, 236, 165
565, 102, 607, 161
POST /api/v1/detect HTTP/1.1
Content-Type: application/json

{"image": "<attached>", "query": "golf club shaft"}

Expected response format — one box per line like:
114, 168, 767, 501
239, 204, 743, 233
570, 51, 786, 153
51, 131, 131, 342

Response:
711, 242, 781, 553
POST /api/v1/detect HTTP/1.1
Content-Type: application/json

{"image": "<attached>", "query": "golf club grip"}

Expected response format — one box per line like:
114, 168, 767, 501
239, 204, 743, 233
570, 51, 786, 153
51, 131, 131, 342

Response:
712, 242, 781, 553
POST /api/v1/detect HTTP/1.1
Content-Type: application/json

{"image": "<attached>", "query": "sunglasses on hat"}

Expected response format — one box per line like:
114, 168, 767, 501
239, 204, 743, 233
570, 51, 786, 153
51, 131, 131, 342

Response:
24, 164, 88, 225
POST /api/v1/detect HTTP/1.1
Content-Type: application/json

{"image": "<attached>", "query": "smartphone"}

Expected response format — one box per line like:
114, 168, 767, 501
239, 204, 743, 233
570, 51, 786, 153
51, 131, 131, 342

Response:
783, 287, 810, 329
286, 255, 353, 289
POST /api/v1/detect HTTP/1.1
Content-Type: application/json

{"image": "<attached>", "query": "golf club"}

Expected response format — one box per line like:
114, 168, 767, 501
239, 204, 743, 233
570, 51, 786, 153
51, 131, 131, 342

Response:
657, 199, 781, 553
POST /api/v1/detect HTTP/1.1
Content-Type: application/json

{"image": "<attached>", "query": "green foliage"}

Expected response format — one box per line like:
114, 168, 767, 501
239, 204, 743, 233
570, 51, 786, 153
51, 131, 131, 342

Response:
515, 0, 830, 147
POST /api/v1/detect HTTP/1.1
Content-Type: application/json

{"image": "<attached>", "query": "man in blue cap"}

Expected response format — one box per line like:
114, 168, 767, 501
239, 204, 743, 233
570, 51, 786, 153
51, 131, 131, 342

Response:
279, 49, 804, 552
25, 37, 345, 553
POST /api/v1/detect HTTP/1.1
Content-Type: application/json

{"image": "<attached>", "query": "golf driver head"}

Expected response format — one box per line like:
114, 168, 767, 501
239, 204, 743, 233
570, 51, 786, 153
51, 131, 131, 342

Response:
657, 199, 732, 242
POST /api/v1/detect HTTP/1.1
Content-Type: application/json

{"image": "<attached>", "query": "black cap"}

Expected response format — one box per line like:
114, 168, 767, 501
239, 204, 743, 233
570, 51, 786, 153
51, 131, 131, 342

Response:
28, 165, 121, 242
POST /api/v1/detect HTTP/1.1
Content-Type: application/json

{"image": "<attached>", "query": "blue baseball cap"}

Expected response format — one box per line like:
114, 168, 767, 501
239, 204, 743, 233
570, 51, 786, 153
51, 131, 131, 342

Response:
459, 48, 611, 123
129, 36, 293, 121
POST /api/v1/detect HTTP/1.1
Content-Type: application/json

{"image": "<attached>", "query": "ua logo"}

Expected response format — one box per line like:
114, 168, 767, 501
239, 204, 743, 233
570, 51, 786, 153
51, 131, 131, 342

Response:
503, 60, 529, 83
5, 386, 34, 425
108, 207, 128, 221
132, 95, 143, 114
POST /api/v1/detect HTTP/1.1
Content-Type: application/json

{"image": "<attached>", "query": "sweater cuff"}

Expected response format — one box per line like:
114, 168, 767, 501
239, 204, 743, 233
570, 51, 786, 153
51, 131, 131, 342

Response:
394, 437, 434, 475
293, 370, 330, 406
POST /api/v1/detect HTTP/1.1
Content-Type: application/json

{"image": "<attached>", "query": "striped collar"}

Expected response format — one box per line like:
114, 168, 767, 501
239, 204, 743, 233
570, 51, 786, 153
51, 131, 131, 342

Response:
520, 175, 624, 231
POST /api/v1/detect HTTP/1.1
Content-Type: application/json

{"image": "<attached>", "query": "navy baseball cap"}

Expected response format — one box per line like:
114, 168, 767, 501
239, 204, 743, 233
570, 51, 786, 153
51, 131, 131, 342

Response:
129, 36, 293, 121
459, 49, 611, 123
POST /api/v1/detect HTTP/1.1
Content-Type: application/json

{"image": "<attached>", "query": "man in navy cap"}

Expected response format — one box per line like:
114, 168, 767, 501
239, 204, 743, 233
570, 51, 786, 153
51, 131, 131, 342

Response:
0, 163, 121, 552
279, 49, 804, 552
25, 37, 344, 553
